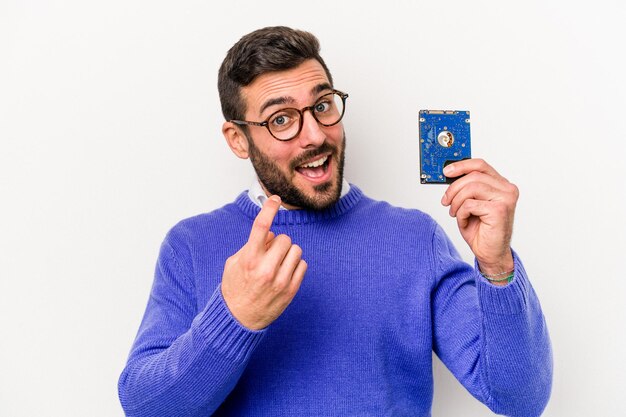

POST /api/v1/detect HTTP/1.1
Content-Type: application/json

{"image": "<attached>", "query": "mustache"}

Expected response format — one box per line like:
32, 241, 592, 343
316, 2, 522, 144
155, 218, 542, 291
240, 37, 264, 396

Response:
290, 142, 337, 170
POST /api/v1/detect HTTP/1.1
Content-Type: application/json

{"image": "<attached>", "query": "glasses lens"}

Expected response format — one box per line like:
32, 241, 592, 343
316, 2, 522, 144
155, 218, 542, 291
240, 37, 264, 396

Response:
315, 92, 345, 126
267, 92, 346, 141
268, 108, 301, 140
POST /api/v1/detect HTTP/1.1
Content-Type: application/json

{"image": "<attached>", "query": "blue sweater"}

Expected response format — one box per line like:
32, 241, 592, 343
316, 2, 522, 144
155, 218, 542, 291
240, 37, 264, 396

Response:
119, 185, 552, 416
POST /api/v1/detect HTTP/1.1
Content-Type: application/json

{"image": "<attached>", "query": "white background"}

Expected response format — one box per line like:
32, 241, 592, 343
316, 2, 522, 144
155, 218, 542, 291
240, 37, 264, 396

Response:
1, 1, 625, 416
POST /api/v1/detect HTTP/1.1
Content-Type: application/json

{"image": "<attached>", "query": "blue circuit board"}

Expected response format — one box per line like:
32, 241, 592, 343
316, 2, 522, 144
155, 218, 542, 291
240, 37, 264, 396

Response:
419, 110, 471, 184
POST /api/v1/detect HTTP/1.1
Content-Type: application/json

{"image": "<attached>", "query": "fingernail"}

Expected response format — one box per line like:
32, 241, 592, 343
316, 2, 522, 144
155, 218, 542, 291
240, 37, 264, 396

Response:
270, 195, 281, 203
443, 165, 454, 175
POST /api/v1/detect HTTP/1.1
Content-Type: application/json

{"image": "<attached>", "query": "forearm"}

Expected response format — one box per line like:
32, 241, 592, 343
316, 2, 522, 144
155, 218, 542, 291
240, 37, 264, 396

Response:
431, 225, 552, 416
475, 258, 553, 416
118, 287, 265, 417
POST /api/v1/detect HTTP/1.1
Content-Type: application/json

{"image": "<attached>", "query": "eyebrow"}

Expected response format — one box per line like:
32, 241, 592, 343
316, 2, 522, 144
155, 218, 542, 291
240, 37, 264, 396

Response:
259, 96, 295, 116
258, 83, 334, 117
312, 82, 333, 96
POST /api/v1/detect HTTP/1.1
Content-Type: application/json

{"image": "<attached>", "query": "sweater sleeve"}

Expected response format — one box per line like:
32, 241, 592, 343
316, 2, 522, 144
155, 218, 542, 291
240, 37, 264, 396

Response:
430, 224, 552, 417
118, 231, 265, 417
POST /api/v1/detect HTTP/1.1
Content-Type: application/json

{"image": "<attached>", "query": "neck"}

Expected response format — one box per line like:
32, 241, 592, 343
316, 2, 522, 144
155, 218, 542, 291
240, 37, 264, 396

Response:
238, 184, 363, 226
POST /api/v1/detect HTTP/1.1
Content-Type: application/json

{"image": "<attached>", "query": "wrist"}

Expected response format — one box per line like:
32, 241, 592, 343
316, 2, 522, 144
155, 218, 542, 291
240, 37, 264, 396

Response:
476, 250, 514, 276
477, 250, 515, 286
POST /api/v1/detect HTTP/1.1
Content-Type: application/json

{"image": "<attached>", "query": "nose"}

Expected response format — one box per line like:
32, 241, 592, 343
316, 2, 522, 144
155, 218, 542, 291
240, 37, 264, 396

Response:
297, 110, 326, 148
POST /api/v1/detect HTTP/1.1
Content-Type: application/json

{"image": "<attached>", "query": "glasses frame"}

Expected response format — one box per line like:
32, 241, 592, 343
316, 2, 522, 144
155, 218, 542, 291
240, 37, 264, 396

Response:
230, 89, 349, 141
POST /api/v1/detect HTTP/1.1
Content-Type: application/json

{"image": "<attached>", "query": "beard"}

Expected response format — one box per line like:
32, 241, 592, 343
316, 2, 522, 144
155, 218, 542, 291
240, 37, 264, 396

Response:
246, 133, 346, 211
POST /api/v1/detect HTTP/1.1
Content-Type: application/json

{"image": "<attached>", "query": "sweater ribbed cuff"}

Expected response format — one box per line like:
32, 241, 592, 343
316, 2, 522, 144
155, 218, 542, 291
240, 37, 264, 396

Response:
195, 285, 266, 362
475, 250, 530, 314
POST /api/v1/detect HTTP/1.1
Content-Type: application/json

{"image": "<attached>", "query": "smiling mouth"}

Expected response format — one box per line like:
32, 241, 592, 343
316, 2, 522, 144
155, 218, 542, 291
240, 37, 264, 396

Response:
295, 154, 331, 179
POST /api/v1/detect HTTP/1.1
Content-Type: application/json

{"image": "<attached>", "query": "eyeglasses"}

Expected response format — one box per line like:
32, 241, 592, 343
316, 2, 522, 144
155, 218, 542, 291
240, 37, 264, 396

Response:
230, 89, 348, 141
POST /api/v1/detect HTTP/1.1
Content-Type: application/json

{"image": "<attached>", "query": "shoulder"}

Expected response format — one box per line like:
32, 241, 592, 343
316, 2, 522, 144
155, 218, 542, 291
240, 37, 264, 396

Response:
348, 189, 440, 242
358, 192, 437, 227
163, 193, 249, 248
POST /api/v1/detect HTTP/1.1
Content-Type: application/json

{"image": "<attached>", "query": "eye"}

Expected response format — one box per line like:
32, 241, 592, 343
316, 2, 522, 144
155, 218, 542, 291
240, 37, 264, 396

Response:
269, 113, 292, 127
314, 100, 331, 113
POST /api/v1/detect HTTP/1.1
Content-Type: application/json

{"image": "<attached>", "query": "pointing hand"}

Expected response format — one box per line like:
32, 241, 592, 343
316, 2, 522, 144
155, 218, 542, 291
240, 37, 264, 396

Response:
221, 195, 307, 330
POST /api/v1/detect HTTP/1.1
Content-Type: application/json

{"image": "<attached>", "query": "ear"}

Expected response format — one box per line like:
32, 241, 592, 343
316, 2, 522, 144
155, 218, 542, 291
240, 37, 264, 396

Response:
222, 121, 249, 159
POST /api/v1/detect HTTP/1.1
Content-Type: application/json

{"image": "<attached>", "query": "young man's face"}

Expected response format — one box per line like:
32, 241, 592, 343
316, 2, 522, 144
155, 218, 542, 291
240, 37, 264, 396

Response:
225, 59, 346, 210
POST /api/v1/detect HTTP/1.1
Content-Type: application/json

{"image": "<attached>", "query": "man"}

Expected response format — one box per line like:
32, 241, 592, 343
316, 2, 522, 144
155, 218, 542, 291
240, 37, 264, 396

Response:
119, 26, 552, 416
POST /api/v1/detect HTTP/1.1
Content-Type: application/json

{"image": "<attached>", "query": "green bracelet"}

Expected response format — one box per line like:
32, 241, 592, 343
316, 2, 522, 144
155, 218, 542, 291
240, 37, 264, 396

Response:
483, 273, 514, 283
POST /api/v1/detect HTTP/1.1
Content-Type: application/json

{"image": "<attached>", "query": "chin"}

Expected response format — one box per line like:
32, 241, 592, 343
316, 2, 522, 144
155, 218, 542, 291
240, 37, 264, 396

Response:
299, 179, 342, 210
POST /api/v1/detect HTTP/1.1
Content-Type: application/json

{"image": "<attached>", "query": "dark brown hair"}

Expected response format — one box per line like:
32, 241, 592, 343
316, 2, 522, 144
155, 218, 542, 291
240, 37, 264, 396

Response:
218, 26, 334, 121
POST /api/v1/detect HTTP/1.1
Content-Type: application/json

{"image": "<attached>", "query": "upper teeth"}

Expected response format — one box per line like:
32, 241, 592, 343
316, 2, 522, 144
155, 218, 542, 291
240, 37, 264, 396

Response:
301, 155, 328, 168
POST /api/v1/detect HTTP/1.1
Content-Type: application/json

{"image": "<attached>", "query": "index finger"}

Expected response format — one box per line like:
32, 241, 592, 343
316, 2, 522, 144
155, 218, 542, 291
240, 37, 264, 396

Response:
248, 195, 282, 250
